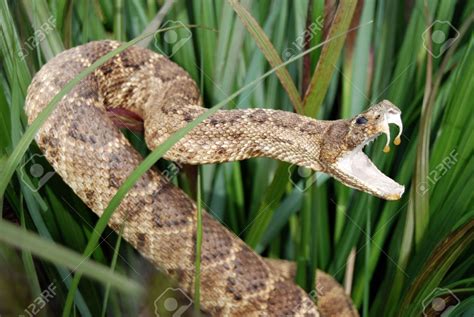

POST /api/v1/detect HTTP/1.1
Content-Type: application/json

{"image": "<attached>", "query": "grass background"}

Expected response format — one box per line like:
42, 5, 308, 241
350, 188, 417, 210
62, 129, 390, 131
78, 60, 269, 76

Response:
0, 0, 473, 316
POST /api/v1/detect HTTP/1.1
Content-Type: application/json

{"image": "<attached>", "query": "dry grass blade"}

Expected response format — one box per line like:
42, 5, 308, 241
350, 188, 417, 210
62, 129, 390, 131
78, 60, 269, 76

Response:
136, 0, 175, 48
303, 0, 358, 117
399, 220, 474, 316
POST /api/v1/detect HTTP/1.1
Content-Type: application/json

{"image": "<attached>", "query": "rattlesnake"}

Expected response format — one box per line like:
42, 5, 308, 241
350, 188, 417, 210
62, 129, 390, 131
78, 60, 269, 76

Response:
25, 40, 404, 316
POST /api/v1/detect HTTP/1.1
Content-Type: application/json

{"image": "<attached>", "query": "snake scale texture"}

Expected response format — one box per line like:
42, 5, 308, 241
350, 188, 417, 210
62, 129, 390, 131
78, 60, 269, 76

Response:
26, 40, 405, 316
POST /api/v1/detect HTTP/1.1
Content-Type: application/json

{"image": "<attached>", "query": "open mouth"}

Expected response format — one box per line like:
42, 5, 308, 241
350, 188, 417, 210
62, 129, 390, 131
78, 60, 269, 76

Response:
333, 110, 405, 200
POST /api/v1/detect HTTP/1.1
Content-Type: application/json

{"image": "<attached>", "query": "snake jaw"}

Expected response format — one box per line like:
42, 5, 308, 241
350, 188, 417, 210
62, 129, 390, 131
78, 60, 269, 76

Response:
332, 143, 405, 200
329, 100, 405, 200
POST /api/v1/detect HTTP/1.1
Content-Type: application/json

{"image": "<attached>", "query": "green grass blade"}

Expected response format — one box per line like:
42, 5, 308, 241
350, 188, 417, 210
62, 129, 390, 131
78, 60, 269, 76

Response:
100, 227, 123, 317
114, 0, 125, 41
194, 167, 203, 313
21, 0, 64, 60
245, 163, 289, 248
349, 0, 375, 115
228, 0, 303, 113
0, 219, 143, 294
19, 194, 42, 303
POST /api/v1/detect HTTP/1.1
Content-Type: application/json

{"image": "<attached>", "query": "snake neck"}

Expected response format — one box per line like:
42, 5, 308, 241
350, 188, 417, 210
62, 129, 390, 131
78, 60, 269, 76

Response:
152, 108, 331, 171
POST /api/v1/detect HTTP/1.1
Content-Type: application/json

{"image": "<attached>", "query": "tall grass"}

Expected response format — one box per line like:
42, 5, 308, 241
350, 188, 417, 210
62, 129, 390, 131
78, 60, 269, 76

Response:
0, 1, 472, 316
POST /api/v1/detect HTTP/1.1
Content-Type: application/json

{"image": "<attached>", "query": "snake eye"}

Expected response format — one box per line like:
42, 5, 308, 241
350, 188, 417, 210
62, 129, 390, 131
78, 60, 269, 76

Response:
356, 116, 368, 125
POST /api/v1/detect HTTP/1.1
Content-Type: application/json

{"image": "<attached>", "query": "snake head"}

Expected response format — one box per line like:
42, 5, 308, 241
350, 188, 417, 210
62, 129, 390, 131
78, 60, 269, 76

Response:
321, 100, 404, 200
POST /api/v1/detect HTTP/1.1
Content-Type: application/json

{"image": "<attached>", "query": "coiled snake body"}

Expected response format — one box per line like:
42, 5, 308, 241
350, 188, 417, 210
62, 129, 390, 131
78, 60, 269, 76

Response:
26, 40, 404, 316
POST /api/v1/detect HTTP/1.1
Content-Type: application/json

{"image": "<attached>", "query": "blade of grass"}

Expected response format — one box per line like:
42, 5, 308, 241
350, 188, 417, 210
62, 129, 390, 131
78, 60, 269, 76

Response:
349, 0, 375, 115
165, 4, 198, 81
245, 163, 290, 248
21, 0, 64, 59
228, 0, 303, 113
194, 167, 203, 313
213, 1, 235, 103
114, 0, 125, 41
0, 0, 32, 96
412, 3, 434, 247
256, 188, 303, 252
125, 0, 148, 38
363, 200, 371, 316
215, 1, 247, 103
302, 0, 358, 117
314, 181, 331, 269
237, 0, 280, 108
193, 0, 217, 94
20, 179, 93, 316
100, 226, 123, 317
136, 0, 174, 48
0, 219, 143, 294
19, 193, 42, 306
